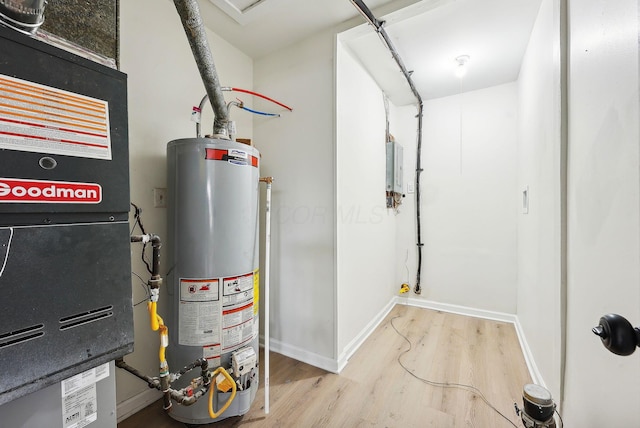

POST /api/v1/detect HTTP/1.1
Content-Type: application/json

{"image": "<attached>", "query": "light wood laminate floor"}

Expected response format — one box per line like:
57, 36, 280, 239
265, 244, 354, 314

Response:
118, 304, 531, 427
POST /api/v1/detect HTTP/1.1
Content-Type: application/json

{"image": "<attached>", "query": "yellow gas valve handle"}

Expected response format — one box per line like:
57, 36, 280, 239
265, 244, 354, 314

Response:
208, 367, 237, 419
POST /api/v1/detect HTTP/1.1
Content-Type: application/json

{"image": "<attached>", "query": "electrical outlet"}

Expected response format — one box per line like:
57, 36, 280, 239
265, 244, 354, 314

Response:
153, 188, 167, 208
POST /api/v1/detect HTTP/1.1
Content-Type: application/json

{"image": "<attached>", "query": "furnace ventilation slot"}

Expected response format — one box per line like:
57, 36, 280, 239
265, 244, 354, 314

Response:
0, 324, 45, 349
59, 306, 113, 330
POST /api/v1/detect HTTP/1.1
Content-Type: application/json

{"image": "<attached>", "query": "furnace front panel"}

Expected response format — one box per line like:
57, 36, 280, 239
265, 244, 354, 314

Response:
0, 26, 133, 405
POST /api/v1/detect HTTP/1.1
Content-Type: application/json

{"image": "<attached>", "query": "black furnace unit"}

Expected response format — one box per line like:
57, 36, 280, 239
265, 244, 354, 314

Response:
0, 25, 133, 405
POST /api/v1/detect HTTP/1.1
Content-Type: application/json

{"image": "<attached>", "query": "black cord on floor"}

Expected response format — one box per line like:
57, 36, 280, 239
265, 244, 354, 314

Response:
390, 316, 518, 428
555, 408, 564, 428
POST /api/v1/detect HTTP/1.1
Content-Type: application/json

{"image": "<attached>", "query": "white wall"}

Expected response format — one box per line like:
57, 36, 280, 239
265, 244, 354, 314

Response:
253, 31, 338, 370
251, 26, 421, 373
517, 2, 640, 424
335, 42, 397, 365
563, 0, 640, 424
406, 83, 519, 314
118, 0, 253, 413
516, 0, 564, 400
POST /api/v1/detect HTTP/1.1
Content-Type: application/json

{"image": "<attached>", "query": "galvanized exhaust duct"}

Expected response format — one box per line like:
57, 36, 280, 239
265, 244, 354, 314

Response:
173, 0, 229, 139
0, 0, 47, 34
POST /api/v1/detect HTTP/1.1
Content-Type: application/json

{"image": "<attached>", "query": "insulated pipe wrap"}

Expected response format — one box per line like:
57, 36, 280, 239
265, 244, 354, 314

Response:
173, 0, 229, 138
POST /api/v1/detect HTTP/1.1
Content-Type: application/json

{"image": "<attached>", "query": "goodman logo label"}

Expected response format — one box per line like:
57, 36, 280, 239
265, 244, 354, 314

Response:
0, 178, 102, 204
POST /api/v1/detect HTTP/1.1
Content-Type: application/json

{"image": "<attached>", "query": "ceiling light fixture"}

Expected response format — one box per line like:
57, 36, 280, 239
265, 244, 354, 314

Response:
454, 55, 470, 78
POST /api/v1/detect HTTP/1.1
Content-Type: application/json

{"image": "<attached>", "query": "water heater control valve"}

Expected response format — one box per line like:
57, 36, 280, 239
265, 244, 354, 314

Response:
232, 347, 257, 377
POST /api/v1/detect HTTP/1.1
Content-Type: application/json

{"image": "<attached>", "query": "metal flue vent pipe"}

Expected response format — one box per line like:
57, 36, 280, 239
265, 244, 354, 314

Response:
0, 0, 47, 34
173, 0, 229, 139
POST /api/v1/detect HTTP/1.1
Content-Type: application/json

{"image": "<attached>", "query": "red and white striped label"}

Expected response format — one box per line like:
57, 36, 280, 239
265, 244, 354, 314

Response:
0, 177, 102, 203
205, 148, 259, 168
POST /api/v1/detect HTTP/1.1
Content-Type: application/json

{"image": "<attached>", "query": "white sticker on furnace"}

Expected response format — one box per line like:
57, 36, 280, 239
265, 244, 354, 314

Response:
61, 363, 108, 428
62, 384, 97, 428
0, 73, 112, 160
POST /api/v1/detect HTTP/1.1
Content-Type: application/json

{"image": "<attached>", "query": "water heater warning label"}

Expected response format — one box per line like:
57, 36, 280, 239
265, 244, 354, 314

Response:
178, 273, 257, 350
205, 148, 259, 168
179, 278, 221, 346
203, 343, 221, 367
222, 320, 254, 352
0, 74, 111, 160
180, 278, 219, 302
222, 271, 258, 352
179, 300, 221, 346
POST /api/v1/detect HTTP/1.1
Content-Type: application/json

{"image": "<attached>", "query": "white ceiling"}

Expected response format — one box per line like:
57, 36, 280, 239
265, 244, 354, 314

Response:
198, 0, 543, 105
342, 0, 543, 104
197, 0, 411, 58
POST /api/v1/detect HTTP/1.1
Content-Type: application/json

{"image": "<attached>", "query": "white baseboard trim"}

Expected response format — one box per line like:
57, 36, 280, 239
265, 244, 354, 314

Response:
268, 337, 340, 373
336, 298, 396, 372
513, 317, 545, 387
395, 296, 517, 324
116, 388, 162, 423
395, 296, 542, 386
